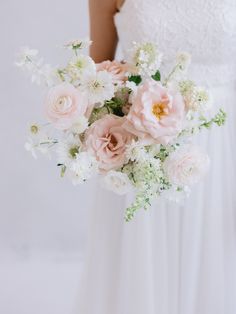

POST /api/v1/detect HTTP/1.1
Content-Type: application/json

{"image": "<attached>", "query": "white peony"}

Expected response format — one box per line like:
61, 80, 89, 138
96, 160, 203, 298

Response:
163, 145, 210, 186
102, 171, 133, 195
80, 70, 115, 106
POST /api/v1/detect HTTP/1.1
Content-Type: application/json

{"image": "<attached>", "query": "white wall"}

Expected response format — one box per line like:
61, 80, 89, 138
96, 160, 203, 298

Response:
0, 0, 92, 261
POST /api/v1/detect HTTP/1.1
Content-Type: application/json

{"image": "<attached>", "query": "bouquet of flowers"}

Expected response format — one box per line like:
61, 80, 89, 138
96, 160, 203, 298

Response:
16, 40, 226, 221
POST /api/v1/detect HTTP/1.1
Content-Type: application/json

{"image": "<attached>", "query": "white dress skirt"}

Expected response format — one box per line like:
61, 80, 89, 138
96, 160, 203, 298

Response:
73, 0, 236, 313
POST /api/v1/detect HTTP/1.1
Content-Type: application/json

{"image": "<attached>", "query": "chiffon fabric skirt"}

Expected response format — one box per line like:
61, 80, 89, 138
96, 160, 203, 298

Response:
73, 82, 236, 314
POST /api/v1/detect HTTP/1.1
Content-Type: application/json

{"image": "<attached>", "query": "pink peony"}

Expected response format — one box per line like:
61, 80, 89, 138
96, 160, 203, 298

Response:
96, 60, 128, 84
163, 145, 210, 186
84, 115, 134, 171
45, 83, 88, 130
123, 80, 185, 145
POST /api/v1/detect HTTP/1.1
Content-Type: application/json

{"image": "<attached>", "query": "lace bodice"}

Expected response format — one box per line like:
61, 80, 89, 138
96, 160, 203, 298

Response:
114, 0, 236, 86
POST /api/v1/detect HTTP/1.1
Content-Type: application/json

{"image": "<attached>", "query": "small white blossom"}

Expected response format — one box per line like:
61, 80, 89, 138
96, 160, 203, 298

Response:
64, 38, 92, 50
102, 171, 133, 195
56, 134, 81, 166
69, 116, 88, 134
68, 152, 98, 185
179, 80, 212, 112
25, 123, 54, 159
80, 70, 115, 106
25, 138, 38, 159
129, 42, 163, 76
16, 47, 60, 86
176, 52, 192, 71
67, 55, 96, 81
15, 47, 39, 67
125, 140, 148, 162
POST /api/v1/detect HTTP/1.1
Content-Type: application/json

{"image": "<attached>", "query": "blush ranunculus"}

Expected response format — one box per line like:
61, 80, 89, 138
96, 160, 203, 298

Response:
84, 115, 134, 171
123, 80, 185, 145
96, 61, 128, 84
45, 83, 88, 130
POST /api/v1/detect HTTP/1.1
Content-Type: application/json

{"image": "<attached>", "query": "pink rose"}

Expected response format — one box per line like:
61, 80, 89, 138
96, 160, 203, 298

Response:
163, 145, 210, 186
123, 80, 185, 145
84, 115, 133, 171
96, 61, 128, 84
45, 83, 88, 130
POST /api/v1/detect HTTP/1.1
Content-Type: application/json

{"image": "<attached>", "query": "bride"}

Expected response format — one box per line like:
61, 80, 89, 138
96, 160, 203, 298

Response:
73, 0, 236, 313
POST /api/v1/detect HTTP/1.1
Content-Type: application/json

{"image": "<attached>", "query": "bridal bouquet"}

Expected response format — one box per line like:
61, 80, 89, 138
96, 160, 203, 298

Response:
16, 40, 226, 221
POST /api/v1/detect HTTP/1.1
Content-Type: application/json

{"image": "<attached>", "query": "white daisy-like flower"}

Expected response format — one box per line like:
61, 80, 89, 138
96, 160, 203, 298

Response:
56, 134, 81, 166
64, 38, 92, 50
25, 131, 53, 159
101, 171, 133, 195
25, 138, 38, 159
80, 70, 115, 106
67, 55, 96, 81
129, 42, 163, 76
68, 152, 98, 185
15, 46, 39, 68
31, 63, 60, 86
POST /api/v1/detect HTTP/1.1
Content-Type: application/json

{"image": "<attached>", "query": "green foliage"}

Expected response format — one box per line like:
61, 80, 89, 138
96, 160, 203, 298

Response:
128, 75, 142, 85
151, 70, 161, 81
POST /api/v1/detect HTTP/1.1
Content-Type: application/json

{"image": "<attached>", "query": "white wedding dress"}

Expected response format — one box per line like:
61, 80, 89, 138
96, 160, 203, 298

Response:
73, 1, 236, 313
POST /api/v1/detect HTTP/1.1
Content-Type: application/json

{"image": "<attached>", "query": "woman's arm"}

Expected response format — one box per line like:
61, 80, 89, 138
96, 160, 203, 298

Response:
89, 0, 125, 62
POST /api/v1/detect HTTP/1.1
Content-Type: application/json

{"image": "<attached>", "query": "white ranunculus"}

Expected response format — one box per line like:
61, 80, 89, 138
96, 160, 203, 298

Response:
163, 145, 210, 186
102, 171, 133, 195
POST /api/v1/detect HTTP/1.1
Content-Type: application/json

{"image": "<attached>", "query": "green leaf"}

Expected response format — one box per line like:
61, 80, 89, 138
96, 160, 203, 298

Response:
151, 70, 161, 81
59, 165, 66, 178
128, 75, 142, 85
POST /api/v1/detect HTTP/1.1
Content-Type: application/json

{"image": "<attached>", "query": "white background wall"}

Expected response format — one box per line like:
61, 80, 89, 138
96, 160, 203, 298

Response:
0, 1, 95, 313
0, 0, 92, 261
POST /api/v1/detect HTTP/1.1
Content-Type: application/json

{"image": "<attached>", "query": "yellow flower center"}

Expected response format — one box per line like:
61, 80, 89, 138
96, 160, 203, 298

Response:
152, 103, 168, 120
